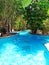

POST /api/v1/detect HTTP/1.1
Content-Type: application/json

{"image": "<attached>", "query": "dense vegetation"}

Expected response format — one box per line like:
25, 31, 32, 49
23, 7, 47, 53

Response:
24, 0, 49, 34
0, 0, 49, 35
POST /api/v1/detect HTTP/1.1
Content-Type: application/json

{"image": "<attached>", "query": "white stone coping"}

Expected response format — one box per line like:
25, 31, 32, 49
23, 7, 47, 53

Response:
44, 43, 49, 51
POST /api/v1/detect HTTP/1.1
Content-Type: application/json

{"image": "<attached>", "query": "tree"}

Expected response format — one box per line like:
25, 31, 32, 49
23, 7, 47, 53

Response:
24, 1, 49, 34
0, 0, 23, 32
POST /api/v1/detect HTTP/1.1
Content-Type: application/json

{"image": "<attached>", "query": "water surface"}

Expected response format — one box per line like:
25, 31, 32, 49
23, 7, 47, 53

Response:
0, 33, 49, 65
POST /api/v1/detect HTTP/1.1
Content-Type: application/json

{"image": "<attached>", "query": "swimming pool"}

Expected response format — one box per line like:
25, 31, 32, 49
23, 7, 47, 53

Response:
0, 32, 49, 65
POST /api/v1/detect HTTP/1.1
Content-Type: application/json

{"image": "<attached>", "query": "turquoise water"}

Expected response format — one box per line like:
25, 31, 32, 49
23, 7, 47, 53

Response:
0, 32, 49, 65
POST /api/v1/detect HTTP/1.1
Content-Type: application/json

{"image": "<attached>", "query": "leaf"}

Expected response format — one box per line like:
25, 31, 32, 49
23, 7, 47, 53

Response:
47, 9, 49, 15
21, 0, 32, 8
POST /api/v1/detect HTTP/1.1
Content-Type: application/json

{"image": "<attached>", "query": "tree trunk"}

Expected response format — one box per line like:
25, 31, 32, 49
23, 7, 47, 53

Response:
32, 28, 37, 34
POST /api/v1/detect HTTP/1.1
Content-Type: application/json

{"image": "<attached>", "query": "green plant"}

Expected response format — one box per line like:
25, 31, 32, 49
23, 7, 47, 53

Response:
14, 16, 26, 31
24, 2, 49, 34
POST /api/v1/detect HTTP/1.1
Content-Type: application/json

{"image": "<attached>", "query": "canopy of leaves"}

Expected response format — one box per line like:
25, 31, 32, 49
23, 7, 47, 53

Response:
24, 1, 49, 33
0, 0, 24, 31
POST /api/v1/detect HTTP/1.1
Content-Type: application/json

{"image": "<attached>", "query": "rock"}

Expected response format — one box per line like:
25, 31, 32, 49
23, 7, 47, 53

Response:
36, 29, 42, 35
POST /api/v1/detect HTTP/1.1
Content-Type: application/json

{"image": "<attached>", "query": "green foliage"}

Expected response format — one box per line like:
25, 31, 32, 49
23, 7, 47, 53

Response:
24, 1, 49, 34
0, 0, 24, 31
14, 19, 20, 30
0, 0, 49, 34
14, 16, 26, 31
42, 19, 49, 34
21, 0, 32, 8
0, 0, 5, 20
0, 0, 32, 31
0, 0, 4, 13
